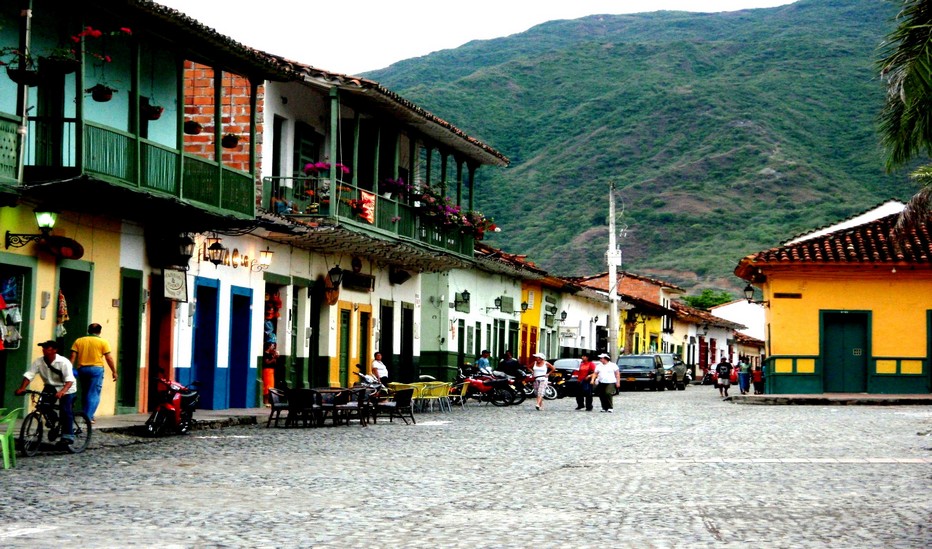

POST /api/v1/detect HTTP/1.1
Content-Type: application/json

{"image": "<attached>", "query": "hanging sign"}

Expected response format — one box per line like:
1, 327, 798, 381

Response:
163, 269, 188, 302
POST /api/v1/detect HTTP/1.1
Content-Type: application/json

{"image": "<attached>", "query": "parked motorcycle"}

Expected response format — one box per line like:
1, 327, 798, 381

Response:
509, 369, 534, 405
455, 366, 515, 406
542, 371, 567, 400
145, 378, 200, 436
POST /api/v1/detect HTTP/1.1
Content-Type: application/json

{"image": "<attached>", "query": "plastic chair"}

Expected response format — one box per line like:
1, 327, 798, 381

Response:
419, 382, 452, 412
0, 407, 23, 469
449, 382, 470, 409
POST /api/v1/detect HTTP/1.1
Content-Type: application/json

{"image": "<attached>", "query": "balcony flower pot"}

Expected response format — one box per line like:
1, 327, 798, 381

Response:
6, 66, 40, 87
85, 83, 116, 102
141, 103, 164, 121
183, 120, 202, 135
221, 133, 240, 149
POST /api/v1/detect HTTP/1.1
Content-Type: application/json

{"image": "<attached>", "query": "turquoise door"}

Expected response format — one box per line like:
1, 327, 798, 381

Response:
822, 312, 868, 392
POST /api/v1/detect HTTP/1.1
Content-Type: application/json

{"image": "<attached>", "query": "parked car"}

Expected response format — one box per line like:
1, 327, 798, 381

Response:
616, 354, 665, 391
552, 358, 582, 398
658, 353, 692, 389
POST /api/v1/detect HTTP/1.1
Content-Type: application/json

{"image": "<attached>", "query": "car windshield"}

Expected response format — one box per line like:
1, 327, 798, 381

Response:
617, 357, 655, 368
658, 354, 674, 367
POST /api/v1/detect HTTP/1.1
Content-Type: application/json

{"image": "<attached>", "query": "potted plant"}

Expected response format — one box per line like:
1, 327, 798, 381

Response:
183, 120, 202, 135
221, 133, 240, 148
141, 101, 163, 121
85, 83, 116, 102
38, 47, 79, 77
1, 49, 39, 86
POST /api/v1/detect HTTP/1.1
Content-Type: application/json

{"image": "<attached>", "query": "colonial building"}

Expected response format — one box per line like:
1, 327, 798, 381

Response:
735, 200, 931, 394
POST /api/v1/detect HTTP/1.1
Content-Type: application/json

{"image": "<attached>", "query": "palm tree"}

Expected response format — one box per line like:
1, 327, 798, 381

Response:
878, 0, 932, 230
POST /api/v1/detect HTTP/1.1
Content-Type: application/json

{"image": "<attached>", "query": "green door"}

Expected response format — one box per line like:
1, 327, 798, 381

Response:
339, 309, 350, 387
822, 312, 868, 392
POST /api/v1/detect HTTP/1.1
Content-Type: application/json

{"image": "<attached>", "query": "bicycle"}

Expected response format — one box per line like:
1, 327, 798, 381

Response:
18, 389, 92, 456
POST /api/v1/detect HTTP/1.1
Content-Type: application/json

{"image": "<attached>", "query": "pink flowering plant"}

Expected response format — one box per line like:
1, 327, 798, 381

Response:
379, 176, 415, 198
417, 185, 497, 240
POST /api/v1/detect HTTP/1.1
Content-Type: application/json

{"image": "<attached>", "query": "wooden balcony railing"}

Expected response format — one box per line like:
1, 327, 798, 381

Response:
263, 176, 475, 257
18, 117, 255, 217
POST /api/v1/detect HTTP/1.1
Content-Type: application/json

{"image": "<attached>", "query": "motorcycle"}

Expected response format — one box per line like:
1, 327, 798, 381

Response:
542, 371, 567, 400
509, 369, 534, 405
454, 366, 515, 406
145, 377, 200, 436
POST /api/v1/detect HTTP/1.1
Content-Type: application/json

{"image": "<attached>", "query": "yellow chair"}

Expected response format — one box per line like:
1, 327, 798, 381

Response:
419, 382, 452, 412
449, 381, 470, 410
1, 407, 23, 469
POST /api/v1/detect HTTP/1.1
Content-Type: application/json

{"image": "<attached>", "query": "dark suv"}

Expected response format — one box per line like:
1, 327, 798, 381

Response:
658, 353, 691, 389
616, 354, 665, 391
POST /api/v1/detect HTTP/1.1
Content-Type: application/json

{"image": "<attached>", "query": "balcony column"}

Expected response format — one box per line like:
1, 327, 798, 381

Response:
14, 0, 33, 181
425, 146, 433, 188
371, 124, 380, 190
249, 79, 258, 178
440, 152, 447, 197
351, 111, 360, 187
455, 158, 463, 206
468, 164, 477, 211
329, 88, 339, 203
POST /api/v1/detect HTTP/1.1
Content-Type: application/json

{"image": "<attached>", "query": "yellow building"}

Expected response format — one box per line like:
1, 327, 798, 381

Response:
735, 201, 931, 394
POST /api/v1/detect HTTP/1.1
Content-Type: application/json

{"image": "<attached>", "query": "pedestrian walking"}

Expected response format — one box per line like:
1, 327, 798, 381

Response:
737, 358, 752, 395
530, 352, 554, 410
715, 357, 733, 398
752, 365, 764, 394
574, 353, 596, 411
70, 323, 117, 423
591, 353, 620, 412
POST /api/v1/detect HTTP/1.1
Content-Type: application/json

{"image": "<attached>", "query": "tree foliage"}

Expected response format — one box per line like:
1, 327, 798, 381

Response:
682, 289, 734, 311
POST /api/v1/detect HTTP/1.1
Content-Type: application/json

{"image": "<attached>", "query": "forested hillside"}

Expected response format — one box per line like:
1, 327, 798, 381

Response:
364, 0, 916, 291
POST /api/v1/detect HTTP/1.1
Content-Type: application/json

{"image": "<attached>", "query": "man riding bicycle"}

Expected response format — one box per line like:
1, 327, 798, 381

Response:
15, 340, 77, 446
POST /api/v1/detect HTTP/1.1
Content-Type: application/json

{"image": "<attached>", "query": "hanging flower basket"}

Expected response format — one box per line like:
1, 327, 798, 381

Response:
6, 66, 40, 86
85, 83, 116, 102
183, 120, 202, 135
39, 55, 79, 77
221, 133, 240, 149
141, 103, 163, 121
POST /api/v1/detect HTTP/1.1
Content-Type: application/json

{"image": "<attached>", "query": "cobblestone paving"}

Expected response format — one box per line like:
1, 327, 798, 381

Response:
1, 388, 930, 548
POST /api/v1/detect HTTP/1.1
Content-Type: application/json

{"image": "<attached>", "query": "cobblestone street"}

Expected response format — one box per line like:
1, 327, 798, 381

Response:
1, 387, 930, 548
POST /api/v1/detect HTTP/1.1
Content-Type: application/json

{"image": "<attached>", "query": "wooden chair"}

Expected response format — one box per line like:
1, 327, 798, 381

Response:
0, 407, 23, 469
372, 388, 416, 425
267, 388, 290, 427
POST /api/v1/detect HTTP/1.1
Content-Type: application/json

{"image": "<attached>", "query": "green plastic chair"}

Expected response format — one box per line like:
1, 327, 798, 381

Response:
0, 407, 23, 469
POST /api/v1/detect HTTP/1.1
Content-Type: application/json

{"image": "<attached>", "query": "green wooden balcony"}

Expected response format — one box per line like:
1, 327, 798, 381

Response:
19, 117, 254, 218
262, 176, 475, 257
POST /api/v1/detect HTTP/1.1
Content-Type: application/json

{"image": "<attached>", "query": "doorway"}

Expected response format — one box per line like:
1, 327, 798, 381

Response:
192, 279, 220, 408
822, 312, 868, 393
117, 269, 143, 412
400, 304, 414, 382
339, 309, 351, 387
379, 302, 394, 379
57, 266, 91, 354
228, 287, 253, 408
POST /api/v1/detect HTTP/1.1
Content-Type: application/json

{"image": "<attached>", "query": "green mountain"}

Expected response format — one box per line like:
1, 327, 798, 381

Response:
363, 0, 916, 292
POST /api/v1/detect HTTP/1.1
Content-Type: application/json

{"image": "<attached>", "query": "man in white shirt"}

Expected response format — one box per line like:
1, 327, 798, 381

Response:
590, 353, 621, 413
15, 340, 77, 444
371, 352, 389, 385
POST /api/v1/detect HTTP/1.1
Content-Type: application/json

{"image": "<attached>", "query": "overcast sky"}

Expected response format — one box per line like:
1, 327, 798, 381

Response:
157, 0, 796, 75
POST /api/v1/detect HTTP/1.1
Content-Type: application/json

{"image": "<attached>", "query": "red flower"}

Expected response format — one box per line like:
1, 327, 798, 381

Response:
120, 27, 132, 35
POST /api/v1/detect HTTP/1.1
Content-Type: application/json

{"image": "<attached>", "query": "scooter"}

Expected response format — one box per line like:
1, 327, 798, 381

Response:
145, 377, 200, 436
454, 366, 515, 406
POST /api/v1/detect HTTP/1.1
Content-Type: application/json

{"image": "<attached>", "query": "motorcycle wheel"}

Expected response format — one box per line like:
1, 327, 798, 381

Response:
543, 385, 558, 400
145, 409, 168, 437
178, 412, 194, 434
522, 384, 535, 397
490, 388, 513, 407
68, 413, 92, 454
19, 412, 43, 457
510, 386, 526, 405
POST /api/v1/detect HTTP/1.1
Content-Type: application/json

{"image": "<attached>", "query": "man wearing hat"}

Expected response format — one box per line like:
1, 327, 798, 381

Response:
590, 353, 621, 412
530, 352, 555, 410
15, 340, 77, 445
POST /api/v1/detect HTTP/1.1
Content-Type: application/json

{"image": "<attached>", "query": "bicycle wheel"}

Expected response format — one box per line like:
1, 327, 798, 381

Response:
68, 413, 92, 454
19, 412, 43, 457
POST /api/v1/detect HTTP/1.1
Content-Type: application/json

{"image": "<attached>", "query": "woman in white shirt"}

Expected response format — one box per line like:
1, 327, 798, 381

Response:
590, 353, 621, 412
530, 352, 554, 411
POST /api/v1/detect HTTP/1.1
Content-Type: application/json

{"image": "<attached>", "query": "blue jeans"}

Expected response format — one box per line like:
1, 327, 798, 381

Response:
59, 392, 75, 440
739, 372, 751, 394
78, 366, 105, 420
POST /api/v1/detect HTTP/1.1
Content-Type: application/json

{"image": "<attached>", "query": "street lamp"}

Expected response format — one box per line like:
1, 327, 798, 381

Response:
5, 209, 58, 248
251, 247, 274, 271
328, 265, 344, 287
743, 284, 769, 306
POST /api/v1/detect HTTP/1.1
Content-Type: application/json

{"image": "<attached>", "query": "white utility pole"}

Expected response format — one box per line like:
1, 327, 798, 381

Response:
607, 183, 621, 358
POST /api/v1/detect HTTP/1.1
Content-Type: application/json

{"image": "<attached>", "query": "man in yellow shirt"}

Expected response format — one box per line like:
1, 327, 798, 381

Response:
70, 323, 117, 423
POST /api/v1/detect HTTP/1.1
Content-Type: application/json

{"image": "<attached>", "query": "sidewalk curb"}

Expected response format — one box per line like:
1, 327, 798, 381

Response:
96, 415, 260, 436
